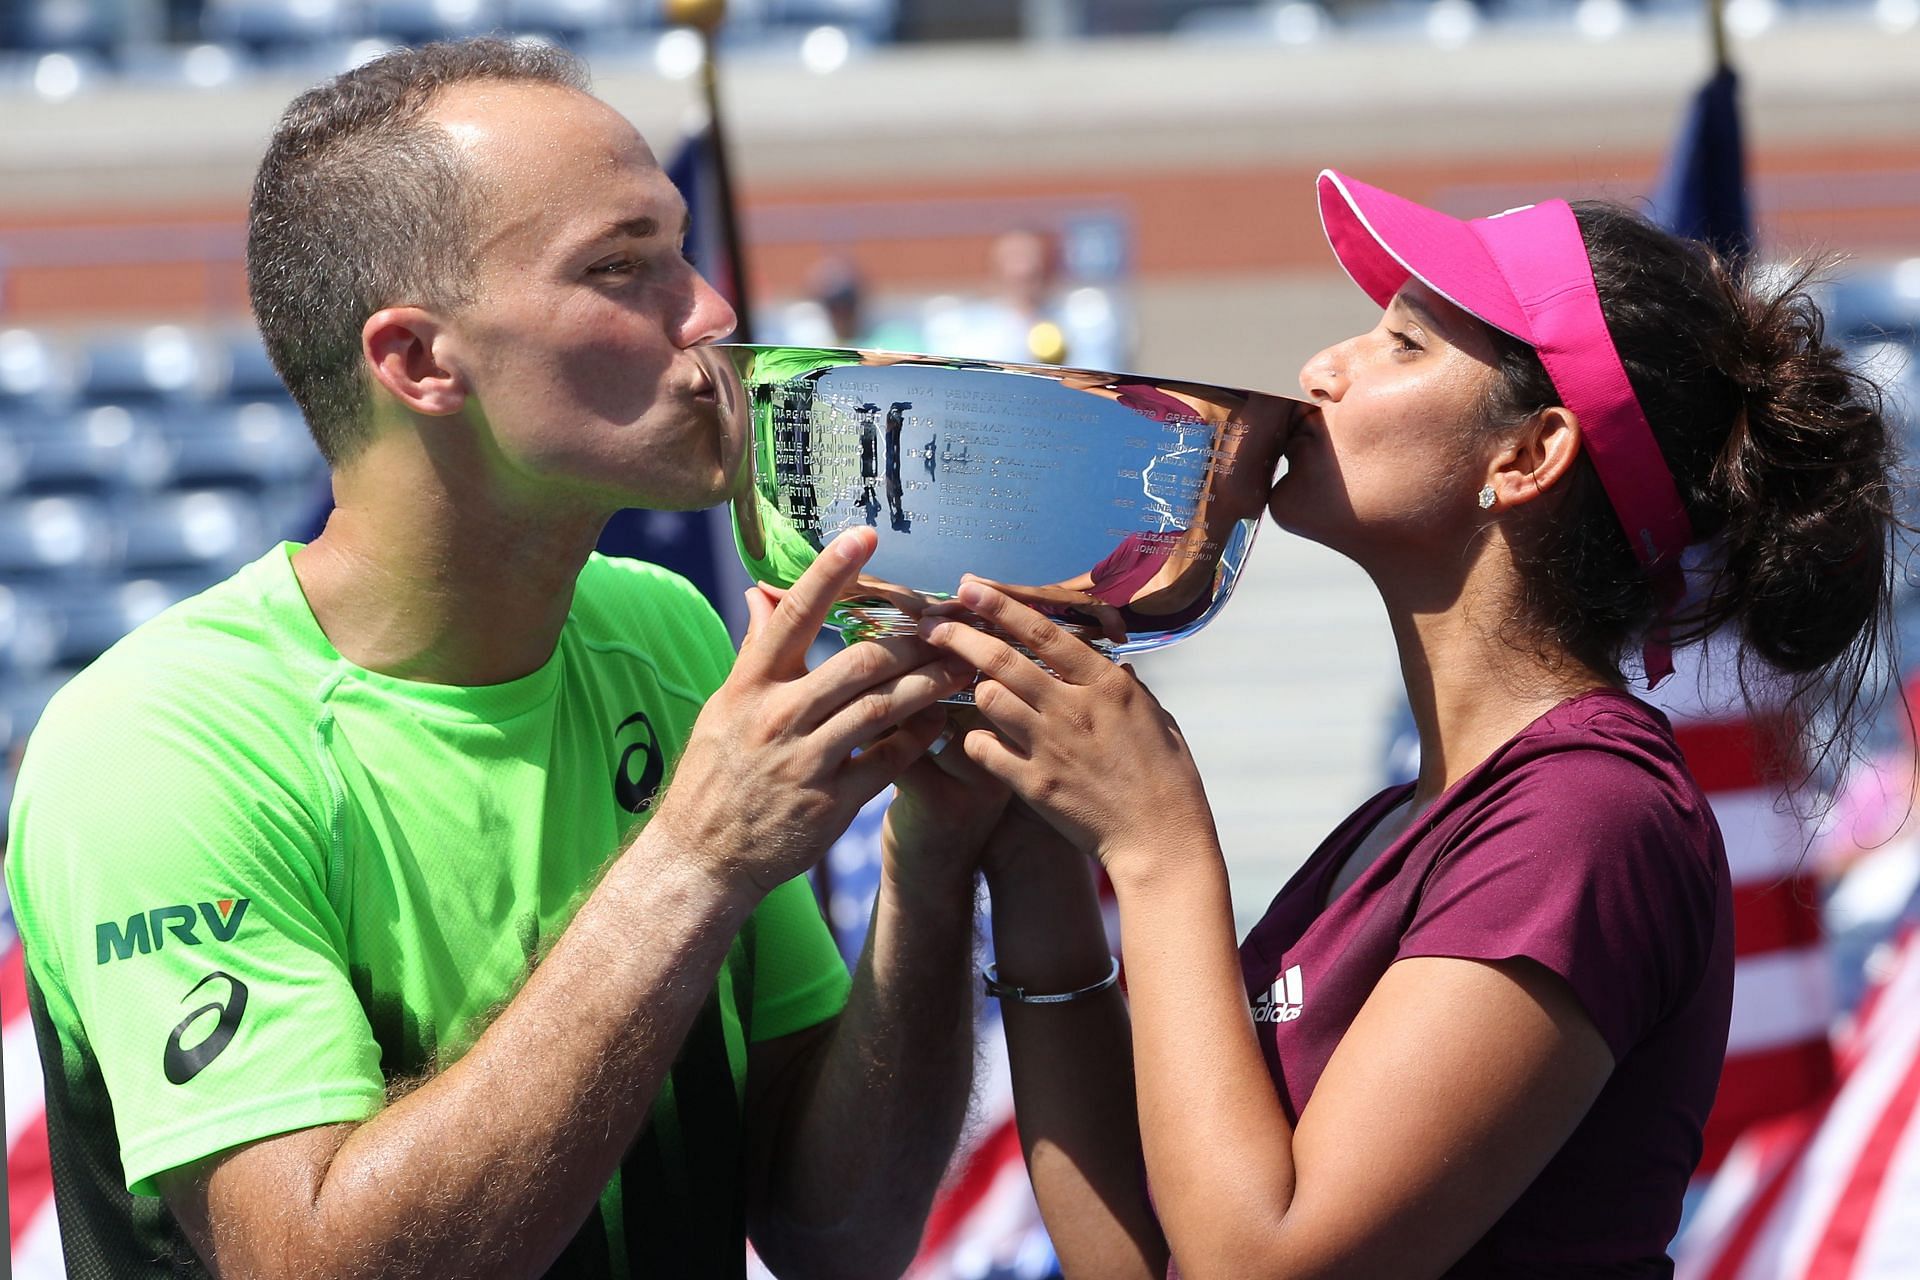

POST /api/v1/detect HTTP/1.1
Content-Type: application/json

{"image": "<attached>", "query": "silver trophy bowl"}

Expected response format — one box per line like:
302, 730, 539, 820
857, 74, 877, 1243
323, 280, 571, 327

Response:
712, 345, 1300, 689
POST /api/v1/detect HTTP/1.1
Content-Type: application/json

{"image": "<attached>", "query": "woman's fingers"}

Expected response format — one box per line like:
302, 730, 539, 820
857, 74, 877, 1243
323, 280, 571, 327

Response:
953, 579, 1117, 686
916, 613, 1057, 710
956, 722, 1032, 790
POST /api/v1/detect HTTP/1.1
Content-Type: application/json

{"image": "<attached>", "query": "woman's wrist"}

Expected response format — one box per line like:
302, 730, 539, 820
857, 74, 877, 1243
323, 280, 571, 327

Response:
1099, 830, 1227, 899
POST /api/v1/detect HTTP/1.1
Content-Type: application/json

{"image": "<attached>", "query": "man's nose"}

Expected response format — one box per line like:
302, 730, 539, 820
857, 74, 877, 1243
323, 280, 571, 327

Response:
682, 270, 739, 347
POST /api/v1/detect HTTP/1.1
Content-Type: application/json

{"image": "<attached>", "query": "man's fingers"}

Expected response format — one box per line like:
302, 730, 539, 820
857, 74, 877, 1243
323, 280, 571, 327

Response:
842, 708, 950, 799
797, 637, 958, 726
741, 584, 779, 647
815, 656, 974, 759
738, 529, 878, 677
956, 725, 1029, 791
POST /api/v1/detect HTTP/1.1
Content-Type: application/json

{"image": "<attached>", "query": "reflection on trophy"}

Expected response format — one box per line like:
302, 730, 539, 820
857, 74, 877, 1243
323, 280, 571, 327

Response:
715, 345, 1301, 693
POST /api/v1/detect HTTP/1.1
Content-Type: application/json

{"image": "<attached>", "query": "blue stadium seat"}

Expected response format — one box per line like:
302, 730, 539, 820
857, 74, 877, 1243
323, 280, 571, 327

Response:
119, 489, 267, 576
163, 400, 325, 492
1830, 272, 1920, 346
42, 576, 191, 666
8, 0, 128, 54
0, 495, 115, 578
361, 0, 505, 43
0, 417, 28, 497
13, 405, 172, 495
767, 0, 896, 36
201, 0, 351, 51
0, 328, 75, 415
501, 0, 643, 41
219, 331, 291, 401
0, 584, 61, 679
79, 326, 218, 407
115, 40, 252, 89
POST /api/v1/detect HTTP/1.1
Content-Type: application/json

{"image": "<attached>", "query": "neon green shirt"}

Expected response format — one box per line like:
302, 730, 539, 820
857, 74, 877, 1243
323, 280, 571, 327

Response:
6, 543, 851, 1278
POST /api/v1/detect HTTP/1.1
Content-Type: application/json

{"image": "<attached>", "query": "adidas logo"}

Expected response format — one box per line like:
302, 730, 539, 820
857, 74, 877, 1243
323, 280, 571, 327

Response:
1251, 965, 1304, 1023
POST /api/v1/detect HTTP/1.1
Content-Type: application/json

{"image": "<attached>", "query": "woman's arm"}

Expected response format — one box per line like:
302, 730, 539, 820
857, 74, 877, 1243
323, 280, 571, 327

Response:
924, 583, 1617, 1278
981, 811, 1167, 1279
1116, 851, 1614, 1277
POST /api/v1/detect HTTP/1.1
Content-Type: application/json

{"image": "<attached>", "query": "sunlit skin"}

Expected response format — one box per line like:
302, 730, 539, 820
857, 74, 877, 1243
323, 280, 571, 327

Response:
1271, 283, 1507, 596
150, 79, 984, 1280
291, 80, 739, 685
430, 83, 741, 514
916, 282, 1626, 1277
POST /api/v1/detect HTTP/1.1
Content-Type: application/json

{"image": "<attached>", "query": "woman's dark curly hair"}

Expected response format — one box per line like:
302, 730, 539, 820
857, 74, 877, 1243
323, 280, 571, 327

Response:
1487, 203, 1900, 785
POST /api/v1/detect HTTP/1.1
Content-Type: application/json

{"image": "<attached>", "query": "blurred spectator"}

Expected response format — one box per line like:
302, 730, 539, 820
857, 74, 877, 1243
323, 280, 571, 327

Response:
770, 255, 923, 350
924, 228, 1126, 370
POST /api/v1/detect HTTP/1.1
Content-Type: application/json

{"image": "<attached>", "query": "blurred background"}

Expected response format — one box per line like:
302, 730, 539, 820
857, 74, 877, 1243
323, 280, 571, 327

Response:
3, 0, 1919, 1275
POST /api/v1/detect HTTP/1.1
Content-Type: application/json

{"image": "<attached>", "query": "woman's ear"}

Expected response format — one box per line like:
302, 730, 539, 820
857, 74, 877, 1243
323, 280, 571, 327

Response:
1484, 406, 1581, 510
363, 307, 468, 418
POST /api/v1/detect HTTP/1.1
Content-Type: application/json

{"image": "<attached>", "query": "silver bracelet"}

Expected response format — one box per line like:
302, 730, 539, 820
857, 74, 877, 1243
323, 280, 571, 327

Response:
982, 957, 1121, 1005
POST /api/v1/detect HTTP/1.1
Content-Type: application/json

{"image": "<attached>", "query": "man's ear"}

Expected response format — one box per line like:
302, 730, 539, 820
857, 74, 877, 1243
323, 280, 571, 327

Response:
1485, 406, 1581, 510
363, 307, 467, 417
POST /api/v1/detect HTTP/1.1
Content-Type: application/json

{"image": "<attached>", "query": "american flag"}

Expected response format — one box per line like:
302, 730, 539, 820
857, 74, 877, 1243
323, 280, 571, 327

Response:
1643, 646, 1839, 1180
1675, 922, 1920, 1276
5, 877, 64, 1277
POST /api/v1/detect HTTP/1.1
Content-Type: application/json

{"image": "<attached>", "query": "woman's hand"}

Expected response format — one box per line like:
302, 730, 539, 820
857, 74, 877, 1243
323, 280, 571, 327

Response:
938, 579, 1130, 645
916, 580, 1221, 885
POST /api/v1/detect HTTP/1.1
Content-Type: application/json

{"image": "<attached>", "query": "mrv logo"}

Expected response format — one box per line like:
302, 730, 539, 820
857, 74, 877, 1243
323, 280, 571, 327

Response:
1251, 965, 1304, 1023
96, 899, 250, 965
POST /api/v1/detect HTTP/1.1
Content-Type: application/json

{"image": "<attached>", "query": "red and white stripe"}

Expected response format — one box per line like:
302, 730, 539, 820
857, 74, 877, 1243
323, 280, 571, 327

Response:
5, 894, 64, 1279
1647, 647, 1837, 1177
1676, 925, 1920, 1278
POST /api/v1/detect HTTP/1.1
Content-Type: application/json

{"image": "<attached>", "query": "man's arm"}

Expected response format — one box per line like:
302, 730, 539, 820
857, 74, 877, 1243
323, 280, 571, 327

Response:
160, 528, 972, 1280
742, 820, 980, 1280
160, 846, 761, 1278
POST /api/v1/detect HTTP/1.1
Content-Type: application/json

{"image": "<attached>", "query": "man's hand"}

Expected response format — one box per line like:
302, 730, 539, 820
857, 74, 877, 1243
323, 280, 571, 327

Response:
882, 710, 1012, 905
644, 528, 974, 897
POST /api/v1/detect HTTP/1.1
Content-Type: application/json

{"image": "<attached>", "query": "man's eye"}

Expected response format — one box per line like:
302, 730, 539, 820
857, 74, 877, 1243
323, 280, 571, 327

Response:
591, 259, 641, 276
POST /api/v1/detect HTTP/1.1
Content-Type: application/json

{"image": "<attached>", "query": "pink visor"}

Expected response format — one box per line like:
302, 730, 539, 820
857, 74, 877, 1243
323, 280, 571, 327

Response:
1316, 169, 1695, 684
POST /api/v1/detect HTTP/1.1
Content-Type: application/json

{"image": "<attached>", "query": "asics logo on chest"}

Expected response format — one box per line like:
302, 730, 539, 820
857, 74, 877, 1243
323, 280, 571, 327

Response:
613, 710, 664, 813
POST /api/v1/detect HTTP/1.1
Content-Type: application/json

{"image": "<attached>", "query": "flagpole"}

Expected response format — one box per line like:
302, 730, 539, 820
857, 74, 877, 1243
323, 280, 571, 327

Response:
1707, 0, 1730, 72
665, 0, 756, 343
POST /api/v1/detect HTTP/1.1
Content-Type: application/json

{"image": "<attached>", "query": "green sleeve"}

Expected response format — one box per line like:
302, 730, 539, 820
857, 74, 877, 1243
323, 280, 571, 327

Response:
5, 656, 386, 1196
746, 875, 852, 1042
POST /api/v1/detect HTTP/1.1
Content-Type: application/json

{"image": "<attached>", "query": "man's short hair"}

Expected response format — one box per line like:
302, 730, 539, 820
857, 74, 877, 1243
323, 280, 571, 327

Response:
247, 38, 589, 465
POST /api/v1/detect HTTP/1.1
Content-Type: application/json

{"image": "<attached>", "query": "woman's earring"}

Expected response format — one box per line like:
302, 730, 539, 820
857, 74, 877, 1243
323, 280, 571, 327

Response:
1477, 485, 1497, 511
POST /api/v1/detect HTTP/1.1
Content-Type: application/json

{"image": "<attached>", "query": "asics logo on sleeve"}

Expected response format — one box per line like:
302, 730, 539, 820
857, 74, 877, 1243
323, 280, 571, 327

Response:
1251, 965, 1304, 1024
613, 710, 664, 813
95, 898, 250, 965
163, 971, 249, 1085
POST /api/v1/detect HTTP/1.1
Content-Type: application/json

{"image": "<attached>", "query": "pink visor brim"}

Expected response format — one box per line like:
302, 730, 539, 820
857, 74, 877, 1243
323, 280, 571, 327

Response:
1315, 169, 1697, 684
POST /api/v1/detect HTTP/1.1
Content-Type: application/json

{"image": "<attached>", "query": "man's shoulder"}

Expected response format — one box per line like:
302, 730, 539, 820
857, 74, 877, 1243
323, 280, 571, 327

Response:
571, 553, 733, 662
27, 553, 327, 773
